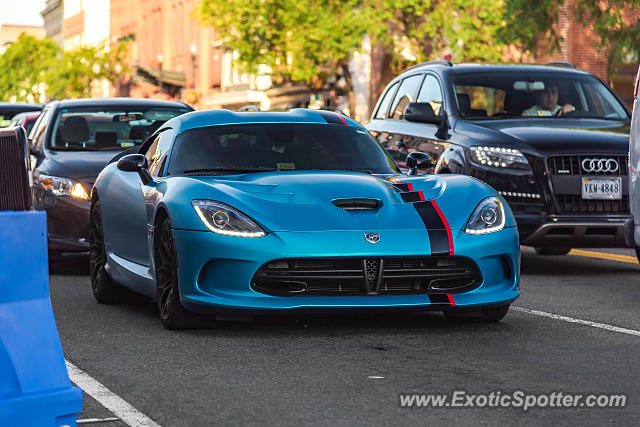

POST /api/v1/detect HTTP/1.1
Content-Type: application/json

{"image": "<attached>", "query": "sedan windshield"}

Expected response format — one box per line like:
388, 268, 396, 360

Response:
48, 106, 190, 151
169, 123, 400, 175
452, 72, 629, 120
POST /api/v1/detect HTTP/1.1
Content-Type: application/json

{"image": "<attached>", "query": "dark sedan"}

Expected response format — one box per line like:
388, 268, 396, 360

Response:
0, 102, 43, 127
29, 98, 193, 257
366, 62, 631, 255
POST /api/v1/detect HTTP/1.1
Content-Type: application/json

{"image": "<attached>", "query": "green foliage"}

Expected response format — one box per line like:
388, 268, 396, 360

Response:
500, 0, 562, 54
0, 34, 58, 102
0, 34, 128, 102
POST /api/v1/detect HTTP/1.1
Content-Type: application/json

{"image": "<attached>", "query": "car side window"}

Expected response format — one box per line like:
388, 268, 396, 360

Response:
389, 74, 424, 120
147, 133, 173, 177
31, 109, 52, 151
374, 82, 399, 119
417, 75, 443, 116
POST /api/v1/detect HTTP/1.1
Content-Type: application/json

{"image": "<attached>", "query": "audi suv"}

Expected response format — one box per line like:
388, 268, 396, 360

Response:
367, 62, 631, 255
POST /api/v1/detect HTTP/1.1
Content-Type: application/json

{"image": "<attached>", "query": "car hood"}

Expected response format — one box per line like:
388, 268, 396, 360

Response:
456, 118, 630, 155
163, 171, 503, 232
40, 149, 122, 180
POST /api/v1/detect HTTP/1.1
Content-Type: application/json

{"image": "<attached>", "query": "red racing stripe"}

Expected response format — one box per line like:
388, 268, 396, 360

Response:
429, 200, 454, 255
447, 294, 455, 306
334, 112, 348, 126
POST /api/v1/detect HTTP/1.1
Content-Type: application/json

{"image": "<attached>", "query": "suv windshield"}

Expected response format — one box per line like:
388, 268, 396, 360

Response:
453, 71, 628, 120
48, 106, 190, 151
169, 123, 399, 175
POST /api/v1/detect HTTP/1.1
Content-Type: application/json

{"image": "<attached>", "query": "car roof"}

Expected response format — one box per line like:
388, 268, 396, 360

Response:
166, 108, 360, 134
0, 103, 44, 113
401, 62, 593, 77
46, 97, 193, 110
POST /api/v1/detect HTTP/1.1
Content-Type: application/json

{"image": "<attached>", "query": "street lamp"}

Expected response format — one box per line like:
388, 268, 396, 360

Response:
157, 53, 164, 93
190, 44, 198, 90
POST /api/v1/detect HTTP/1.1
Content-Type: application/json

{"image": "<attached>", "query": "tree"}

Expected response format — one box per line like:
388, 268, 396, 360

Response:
195, 0, 373, 116
0, 34, 58, 102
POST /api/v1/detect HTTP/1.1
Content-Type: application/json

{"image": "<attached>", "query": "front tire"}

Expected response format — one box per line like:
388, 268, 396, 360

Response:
89, 199, 120, 303
155, 218, 200, 329
535, 247, 571, 255
444, 304, 510, 322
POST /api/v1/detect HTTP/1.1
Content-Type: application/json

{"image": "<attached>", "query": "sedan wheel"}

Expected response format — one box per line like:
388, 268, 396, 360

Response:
89, 199, 120, 303
155, 218, 200, 329
444, 304, 510, 322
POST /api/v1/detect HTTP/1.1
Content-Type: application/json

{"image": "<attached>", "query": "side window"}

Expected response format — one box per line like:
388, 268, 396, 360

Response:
144, 135, 161, 171
417, 75, 443, 116
32, 109, 52, 151
147, 133, 172, 177
389, 74, 424, 120
374, 82, 399, 119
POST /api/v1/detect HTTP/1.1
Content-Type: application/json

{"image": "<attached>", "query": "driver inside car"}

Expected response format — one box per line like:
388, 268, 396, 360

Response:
521, 83, 575, 117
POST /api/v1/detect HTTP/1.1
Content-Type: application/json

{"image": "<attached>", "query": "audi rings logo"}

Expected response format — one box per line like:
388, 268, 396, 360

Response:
581, 158, 619, 173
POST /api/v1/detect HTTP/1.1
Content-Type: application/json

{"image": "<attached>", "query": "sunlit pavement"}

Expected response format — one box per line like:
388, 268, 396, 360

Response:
49, 247, 639, 426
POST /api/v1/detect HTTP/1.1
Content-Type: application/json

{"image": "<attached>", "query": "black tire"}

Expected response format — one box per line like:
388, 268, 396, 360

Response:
444, 304, 510, 323
636, 248, 640, 264
89, 199, 120, 303
155, 218, 200, 329
534, 247, 571, 255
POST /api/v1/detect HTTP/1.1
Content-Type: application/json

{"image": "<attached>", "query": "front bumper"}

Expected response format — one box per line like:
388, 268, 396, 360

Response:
33, 189, 91, 255
171, 227, 520, 313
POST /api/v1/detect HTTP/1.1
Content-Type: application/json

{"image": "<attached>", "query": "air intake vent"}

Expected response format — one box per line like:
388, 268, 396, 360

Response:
332, 198, 380, 210
0, 127, 31, 211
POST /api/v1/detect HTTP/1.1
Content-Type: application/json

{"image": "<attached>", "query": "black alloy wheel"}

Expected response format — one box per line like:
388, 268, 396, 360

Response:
155, 218, 200, 329
443, 304, 510, 322
89, 199, 120, 303
535, 247, 571, 255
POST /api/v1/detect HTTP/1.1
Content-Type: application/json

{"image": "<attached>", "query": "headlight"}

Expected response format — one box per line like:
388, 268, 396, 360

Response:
465, 197, 506, 235
38, 174, 90, 200
191, 200, 266, 238
469, 146, 529, 169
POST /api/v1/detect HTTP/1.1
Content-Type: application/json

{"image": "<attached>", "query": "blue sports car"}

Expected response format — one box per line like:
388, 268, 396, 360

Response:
90, 109, 520, 329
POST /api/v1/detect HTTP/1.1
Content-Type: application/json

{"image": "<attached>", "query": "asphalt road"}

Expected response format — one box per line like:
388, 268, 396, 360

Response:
49, 247, 640, 426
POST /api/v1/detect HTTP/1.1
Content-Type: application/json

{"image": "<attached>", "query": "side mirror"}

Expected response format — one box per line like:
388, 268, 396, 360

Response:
406, 151, 434, 175
117, 154, 152, 184
404, 102, 441, 124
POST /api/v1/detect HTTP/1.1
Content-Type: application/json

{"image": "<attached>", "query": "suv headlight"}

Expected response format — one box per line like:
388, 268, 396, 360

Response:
465, 197, 506, 235
191, 200, 266, 238
469, 146, 529, 169
38, 174, 90, 200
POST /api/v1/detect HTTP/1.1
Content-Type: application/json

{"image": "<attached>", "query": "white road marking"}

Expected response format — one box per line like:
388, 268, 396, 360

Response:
512, 307, 640, 337
65, 360, 160, 427
368, 376, 384, 379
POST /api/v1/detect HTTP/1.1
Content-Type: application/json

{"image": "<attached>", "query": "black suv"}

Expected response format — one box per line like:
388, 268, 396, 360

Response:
366, 62, 631, 254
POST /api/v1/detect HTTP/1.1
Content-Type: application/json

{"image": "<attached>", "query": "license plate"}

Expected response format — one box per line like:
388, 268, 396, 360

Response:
581, 177, 622, 200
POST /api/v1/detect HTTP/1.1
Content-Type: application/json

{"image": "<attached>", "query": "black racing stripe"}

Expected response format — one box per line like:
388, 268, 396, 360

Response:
413, 201, 449, 255
316, 110, 344, 125
428, 294, 450, 305
392, 183, 411, 192
400, 192, 423, 203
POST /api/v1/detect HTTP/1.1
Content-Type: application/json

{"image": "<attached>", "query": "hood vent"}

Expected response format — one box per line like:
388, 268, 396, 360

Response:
332, 198, 380, 211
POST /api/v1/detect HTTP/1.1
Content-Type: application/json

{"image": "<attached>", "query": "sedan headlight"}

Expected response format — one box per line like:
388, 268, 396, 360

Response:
465, 197, 506, 235
469, 146, 529, 169
191, 200, 266, 238
38, 174, 90, 200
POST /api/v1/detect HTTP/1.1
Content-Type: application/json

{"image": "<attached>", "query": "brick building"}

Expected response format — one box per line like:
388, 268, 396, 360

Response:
0, 24, 45, 54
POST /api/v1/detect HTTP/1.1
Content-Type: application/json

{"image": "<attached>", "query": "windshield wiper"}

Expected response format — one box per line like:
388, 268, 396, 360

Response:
183, 167, 277, 174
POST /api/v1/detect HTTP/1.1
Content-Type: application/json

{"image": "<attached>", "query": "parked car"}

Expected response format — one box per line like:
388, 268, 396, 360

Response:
0, 103, 43, 127
29, 98, 193, 258
626, 66, 640, 262
9, 111, 41, 135
367, 61, 632, 255
90, 109, 520, 329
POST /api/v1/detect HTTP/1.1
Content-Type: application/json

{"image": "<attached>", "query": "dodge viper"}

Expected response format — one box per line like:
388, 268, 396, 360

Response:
90, 109, 520, 329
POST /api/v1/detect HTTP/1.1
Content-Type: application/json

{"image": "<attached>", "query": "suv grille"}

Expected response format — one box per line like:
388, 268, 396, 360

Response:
547, 155, 628, 176
555, 194, 629, 214
251, 256, 482, 296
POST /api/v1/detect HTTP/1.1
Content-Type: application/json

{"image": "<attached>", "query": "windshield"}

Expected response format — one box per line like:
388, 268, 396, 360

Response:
452, 72, 629, 120
169, 123, 400, 175
48, 106, 190, 151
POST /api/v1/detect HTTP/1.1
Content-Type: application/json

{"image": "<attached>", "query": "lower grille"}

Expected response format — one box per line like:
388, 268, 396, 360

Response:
251, 256, 482, 296
555, 194, 629, 214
